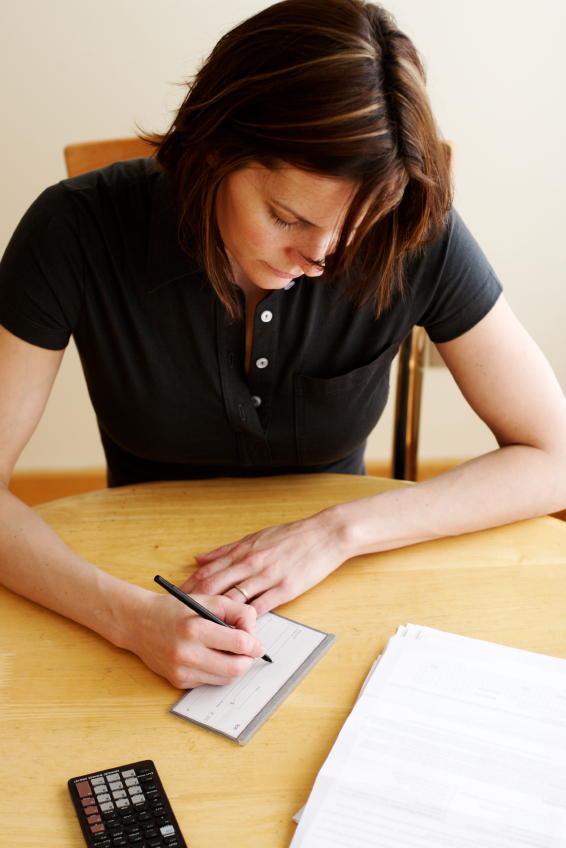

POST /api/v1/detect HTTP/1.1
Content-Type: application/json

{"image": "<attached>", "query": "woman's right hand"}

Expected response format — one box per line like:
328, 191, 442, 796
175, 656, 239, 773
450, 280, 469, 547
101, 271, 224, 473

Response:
125, 589, 267, 689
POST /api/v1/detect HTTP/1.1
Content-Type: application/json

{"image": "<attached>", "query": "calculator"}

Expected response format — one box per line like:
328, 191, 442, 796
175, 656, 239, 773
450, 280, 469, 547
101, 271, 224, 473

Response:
68, 759, 187, 847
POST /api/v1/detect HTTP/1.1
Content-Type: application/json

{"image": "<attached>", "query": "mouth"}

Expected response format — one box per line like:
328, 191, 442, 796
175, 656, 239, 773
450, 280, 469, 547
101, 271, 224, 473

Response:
263, 261, 300, 280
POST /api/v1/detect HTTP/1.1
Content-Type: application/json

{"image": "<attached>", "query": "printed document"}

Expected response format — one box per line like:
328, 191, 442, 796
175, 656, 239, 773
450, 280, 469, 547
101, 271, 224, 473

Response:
292, 625, 566, 847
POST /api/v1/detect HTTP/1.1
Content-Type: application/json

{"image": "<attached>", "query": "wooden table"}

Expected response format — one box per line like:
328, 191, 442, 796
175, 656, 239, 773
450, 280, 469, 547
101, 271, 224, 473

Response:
2, 474, 566, 847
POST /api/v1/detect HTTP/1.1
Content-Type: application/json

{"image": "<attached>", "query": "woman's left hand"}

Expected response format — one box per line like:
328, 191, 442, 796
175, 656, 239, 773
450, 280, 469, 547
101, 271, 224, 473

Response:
180, 509, 350, 616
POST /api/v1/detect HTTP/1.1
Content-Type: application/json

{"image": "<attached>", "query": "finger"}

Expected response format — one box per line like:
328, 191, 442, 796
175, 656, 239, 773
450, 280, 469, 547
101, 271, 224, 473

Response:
187, 617, 266, 660
224, 585, 251, 604
181, 552, 243, 594
250, 584, 299, 617
191, 548, 250, 583
193, 539, 247, 563
201, 594, 258, 634
179, 572, 203, 594
193, 559, 261, 597
176, 640, 257, 683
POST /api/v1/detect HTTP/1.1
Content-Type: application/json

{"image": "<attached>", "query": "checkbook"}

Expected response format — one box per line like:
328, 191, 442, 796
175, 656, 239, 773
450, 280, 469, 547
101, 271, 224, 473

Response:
170, 612, 336, 745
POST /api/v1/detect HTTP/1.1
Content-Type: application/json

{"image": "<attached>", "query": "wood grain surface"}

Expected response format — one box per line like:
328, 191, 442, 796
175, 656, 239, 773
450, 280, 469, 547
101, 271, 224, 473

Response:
2, 474, 566, 847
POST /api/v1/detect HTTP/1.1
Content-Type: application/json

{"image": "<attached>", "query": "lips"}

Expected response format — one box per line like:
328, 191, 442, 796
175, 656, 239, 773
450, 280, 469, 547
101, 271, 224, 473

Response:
263, 261, 300, 280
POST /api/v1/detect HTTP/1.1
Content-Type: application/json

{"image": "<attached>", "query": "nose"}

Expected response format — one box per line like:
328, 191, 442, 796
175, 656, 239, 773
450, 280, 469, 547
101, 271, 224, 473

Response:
286, 231, 335, 276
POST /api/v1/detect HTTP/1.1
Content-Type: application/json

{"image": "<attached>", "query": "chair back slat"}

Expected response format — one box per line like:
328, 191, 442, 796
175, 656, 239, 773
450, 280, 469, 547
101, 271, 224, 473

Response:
64, 137, 155, 178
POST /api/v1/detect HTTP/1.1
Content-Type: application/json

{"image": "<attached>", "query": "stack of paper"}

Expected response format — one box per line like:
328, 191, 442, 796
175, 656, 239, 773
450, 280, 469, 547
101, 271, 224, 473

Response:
291, 624, 566, 847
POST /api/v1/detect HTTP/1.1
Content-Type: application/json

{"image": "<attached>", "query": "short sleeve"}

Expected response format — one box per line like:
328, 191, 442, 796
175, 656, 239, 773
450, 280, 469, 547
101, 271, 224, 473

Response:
0, 183, 84, 350
410, 208, 503, 344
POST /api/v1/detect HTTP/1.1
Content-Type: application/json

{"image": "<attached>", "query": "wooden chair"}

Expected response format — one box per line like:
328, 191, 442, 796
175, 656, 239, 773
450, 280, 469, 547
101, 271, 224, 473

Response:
64, 137, 454, 482
391, 141, 454, 481
392, 325, 427, 481
64, 137, 155, 179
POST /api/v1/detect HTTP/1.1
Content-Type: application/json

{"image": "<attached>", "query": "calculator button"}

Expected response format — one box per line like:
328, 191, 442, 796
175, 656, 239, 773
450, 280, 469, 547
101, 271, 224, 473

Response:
88, 814, 102, 825
91, 823, 106, 833
147, 840, 161, 848
95, 785, 109, 795
137, 811, 151, 822
113, 790, 127, 799
131, 795, 145, 805
125, 777, 139, 786
82, 797, 95, 807
116, 798, 130, 808
85, 806, 98, 815
160, 825, 174, 836
98, 793, 111, 803
164, 839, 180, 847
128, 836, 142, 844
112, 839, 128, 847
109, 781, 124, 791
121, 815, 135, 825
156, 816, 170, 826
93, 838, 111, 847
76, 781, 92, 797
91, 777, 106, 787
101, 802, 115, 812
137, 767, 152, 775
121, 769, 136, 779
106, 772, 120, 781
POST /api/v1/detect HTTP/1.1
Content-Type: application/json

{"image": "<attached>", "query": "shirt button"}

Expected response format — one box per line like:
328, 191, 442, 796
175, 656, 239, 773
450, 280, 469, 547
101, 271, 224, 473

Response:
256, 358, 269, 369
260, 310, 273, 323
251, 395, 262, 407
284, 280, 295, 290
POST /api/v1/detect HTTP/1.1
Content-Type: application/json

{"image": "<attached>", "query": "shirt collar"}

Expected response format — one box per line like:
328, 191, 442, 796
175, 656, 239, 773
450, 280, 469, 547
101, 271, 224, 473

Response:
145, 167, 202, 293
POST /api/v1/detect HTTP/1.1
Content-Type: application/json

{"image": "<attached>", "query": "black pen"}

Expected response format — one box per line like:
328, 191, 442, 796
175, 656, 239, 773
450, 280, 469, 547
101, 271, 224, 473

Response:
154, 575, 273, 663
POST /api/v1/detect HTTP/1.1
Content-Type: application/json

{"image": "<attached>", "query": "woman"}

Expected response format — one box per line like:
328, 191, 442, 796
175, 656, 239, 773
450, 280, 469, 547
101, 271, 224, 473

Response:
1, 0, 565, 688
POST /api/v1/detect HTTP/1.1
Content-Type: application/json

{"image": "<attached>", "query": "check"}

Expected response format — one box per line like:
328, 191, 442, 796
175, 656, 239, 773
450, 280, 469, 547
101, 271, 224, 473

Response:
170, 612, 336, 745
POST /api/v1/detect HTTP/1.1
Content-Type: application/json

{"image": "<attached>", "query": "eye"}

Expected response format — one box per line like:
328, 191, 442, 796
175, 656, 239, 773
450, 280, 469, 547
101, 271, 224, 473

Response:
270, 211, 299, 230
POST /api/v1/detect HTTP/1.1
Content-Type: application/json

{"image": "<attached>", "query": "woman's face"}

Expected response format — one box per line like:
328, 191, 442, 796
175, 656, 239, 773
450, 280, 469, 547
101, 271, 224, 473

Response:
215, 163, 357, 296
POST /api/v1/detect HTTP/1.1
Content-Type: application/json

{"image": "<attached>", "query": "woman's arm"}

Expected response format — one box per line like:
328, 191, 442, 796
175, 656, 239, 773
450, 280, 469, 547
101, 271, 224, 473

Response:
182, 295, 566, 613
0, 325, 267, 687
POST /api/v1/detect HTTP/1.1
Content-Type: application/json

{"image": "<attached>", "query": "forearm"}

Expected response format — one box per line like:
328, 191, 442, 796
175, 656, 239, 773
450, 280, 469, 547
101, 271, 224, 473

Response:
0, 484, 142, 650
0, 484, 268, 686
331, 444, 566, 558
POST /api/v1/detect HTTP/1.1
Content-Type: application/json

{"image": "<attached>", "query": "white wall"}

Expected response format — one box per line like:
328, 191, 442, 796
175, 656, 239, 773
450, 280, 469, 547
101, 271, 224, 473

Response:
2, 0, 564, 470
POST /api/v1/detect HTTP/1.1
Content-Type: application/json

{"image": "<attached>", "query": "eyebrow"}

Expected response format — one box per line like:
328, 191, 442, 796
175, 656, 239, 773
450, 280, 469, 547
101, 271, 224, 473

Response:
267, 195, 315, 227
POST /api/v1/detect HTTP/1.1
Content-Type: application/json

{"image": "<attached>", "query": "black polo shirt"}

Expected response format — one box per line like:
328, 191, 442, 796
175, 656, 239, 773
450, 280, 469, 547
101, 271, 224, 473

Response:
0, 159, 502, 486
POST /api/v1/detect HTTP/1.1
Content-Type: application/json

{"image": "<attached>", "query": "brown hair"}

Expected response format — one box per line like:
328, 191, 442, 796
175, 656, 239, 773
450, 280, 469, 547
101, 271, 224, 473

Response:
147, 0, 452, 317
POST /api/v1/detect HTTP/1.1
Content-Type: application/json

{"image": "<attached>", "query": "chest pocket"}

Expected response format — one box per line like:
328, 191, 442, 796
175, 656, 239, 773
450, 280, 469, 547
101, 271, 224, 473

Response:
293, 345, 398, 466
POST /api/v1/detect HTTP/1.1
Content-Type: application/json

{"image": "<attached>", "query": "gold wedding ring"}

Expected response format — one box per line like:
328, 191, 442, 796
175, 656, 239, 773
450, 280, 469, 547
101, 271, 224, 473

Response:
233, 584, 250, 602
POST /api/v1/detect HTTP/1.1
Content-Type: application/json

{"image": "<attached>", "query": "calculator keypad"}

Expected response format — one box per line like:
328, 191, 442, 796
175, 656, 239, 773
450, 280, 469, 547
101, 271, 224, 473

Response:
69, 761, 186, 848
